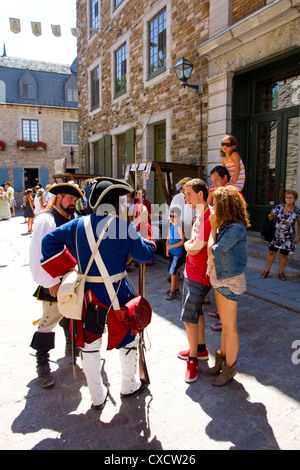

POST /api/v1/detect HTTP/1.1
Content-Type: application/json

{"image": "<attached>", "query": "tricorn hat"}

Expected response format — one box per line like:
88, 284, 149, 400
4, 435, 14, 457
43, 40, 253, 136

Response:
48, 181, 84, 198
89, 177, 133, 210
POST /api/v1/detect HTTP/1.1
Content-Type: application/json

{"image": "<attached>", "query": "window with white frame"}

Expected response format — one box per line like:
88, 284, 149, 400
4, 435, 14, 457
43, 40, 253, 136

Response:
90, 0, 99, 34
22, 119, 38, 141
66, 86, 78, 102
63, 122, 78, 145
91, 65, 100, 110
149, 9, 167, 78
115, 43, 127, 97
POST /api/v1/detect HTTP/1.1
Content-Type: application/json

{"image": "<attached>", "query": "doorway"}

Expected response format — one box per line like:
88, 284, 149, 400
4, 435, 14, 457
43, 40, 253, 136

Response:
232, 50, 300, 230
24, 168, 39, 189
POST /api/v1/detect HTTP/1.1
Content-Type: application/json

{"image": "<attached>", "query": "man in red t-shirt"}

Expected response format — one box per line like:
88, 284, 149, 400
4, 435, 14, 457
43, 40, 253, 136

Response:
178, 179, 211, 384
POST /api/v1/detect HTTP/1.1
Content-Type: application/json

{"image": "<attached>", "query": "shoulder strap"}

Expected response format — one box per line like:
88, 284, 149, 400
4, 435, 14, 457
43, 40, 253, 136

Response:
83, 215, 123, 310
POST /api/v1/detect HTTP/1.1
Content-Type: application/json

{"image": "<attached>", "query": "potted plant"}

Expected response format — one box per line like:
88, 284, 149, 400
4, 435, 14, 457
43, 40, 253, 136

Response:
0, 140, 6, 150
16, 140, 47, 150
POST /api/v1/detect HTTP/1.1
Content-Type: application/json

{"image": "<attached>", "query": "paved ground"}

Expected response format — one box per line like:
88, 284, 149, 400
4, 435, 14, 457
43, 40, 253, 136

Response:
0, 214, 299, 451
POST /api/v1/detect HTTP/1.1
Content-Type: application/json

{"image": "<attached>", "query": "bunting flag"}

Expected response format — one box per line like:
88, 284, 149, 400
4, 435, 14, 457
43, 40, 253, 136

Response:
8, 17, 79, 38
51, 24, 61, 37
9, 18, 21, 34
31, 21, 42, 37
71, 27, 81, 38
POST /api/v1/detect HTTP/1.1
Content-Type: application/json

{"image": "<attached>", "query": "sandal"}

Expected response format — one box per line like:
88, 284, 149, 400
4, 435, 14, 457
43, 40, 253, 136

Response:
261, 270, 269, 279
165, 288, 180, 295
211, 321, 222, 332
279, 273, 286, 281
166, 291, 177, 301
208, 311, 219, 319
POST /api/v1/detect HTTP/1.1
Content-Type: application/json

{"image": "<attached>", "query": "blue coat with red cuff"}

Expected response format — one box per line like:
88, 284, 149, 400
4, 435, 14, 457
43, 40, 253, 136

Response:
40, 214, 155, 349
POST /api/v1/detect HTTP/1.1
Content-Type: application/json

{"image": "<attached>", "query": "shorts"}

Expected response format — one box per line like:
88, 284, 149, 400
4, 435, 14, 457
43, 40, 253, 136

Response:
181, 277, 211, 324
269, 246, 290, 256
216, 286, 241, 302
168, 254, 183, 275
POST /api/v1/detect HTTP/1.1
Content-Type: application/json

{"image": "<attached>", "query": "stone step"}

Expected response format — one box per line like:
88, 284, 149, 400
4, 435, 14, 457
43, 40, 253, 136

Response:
247, 231, 300, 271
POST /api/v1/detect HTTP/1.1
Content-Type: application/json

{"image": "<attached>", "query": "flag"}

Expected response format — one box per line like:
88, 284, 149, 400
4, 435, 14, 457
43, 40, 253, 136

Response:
71, 27, 81, 37
9, 18, 21, 34
51, 24, 61, 37
31, 22, 42, 37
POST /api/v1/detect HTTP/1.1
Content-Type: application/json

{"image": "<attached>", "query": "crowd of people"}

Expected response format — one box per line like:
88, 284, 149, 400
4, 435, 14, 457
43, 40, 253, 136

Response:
11, 133, 298, 409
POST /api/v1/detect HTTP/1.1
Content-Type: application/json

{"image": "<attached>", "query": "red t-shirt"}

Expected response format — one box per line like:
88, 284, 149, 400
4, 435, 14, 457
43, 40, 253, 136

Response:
184, 207, 211, 286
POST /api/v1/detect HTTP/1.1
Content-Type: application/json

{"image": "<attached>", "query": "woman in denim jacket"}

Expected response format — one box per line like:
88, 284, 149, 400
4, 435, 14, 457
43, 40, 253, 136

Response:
207, 186, 250, 386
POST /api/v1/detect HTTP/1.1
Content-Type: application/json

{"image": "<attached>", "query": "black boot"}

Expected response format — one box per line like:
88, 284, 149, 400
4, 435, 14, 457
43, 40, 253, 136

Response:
30, 332, 55, 388
36, 350, 54, 388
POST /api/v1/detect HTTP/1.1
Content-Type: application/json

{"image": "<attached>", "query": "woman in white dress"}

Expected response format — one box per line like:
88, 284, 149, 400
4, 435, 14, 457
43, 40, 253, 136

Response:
0, 186, 11, 219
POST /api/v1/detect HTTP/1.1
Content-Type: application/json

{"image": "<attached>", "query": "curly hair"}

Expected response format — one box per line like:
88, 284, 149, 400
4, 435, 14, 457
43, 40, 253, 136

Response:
213, 186, 251, 228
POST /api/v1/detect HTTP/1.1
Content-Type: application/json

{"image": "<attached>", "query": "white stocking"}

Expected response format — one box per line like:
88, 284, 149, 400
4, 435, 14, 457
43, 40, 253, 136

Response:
80, 338, 105, 406
119, 337, 141, 395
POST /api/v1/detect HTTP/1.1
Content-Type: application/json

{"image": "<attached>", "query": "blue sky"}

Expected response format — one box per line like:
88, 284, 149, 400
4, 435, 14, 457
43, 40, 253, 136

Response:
0, 0, 77, 64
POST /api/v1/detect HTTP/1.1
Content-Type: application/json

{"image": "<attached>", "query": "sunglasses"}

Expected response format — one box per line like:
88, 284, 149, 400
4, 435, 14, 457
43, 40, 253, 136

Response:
221, 142, 232, 147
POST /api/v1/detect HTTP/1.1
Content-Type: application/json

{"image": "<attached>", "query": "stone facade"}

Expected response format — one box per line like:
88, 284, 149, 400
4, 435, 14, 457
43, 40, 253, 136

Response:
77, 0, 210, 197
0, 57, 78, 206
77, 0, 300, 243
0, 104, 79, 192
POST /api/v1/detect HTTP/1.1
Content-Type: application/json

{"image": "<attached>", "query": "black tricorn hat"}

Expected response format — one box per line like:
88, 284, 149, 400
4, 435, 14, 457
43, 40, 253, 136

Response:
48, 181, 84, 198
89, 177, 133, 210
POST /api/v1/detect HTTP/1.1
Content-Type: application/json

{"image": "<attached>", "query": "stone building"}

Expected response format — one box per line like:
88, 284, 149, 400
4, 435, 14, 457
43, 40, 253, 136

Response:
77, 0, 300, 230
0, 56, 79, 205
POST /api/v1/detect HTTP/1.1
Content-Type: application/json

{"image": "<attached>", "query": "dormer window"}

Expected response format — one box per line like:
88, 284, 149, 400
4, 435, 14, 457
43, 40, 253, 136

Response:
19, 70, 37, 100
65, 74, 78, 103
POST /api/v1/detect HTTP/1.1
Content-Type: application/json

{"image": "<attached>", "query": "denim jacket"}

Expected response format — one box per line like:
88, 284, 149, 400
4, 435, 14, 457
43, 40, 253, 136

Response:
211, 223, 248, 280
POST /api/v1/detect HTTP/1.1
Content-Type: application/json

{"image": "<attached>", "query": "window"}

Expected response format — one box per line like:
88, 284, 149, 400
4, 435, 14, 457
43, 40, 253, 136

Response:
63, 122, 78, 145
22, 84, 35, 99
67, 87, 78, 102
149, 9, 166, 78
90, 0, 99, 33
22, 119, 38, 141
115, 43, 127, 96
113, 0, 124, 9
19, 70, 37, 100
91, 66, 100, 110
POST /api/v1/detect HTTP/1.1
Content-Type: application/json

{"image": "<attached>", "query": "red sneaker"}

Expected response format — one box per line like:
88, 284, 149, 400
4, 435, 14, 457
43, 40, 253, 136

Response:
185, 359, 199, 383
178, 348, 209, 361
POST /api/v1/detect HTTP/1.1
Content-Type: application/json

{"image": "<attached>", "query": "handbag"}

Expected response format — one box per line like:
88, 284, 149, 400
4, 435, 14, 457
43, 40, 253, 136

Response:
57, 217, 114, 320
261, 215, 276, 242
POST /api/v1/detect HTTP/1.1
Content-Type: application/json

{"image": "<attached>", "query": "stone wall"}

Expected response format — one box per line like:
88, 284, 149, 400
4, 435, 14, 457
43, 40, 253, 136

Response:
77, 0, 210, 177
0, 103, 79, 204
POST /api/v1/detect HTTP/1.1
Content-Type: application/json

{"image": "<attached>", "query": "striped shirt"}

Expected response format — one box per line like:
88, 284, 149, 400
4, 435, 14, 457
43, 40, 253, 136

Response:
223, 157, 245, 191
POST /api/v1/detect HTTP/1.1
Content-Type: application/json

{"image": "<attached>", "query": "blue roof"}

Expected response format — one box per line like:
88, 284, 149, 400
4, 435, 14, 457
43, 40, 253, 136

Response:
0, 56, 78, 108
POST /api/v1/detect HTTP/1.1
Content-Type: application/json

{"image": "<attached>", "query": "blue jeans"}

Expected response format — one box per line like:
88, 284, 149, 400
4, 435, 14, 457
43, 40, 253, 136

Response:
216, 286, 241, 302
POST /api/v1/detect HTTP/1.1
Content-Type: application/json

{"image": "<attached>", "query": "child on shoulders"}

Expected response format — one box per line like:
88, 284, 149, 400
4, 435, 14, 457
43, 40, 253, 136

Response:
220, 134, 245, 192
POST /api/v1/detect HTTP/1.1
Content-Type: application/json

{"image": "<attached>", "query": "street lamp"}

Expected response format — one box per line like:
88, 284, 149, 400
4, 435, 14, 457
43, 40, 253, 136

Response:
173, 57, 203, 94
70, 146, 74, 165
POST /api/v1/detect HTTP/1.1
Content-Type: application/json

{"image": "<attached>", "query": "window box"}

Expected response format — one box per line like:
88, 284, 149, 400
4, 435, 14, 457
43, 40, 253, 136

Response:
0, 140, 6, 151
16, 140, 47, 150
